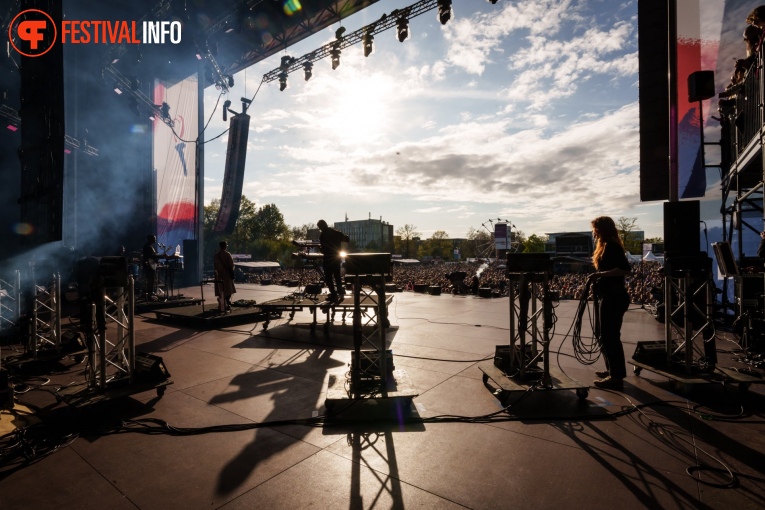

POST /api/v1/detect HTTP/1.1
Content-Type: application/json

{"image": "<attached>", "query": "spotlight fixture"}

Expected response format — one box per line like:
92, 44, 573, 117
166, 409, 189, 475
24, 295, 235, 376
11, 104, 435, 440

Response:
330, 43, 341, 70
437, 0, 452, 25
362, 31, 374, 57
303, 61, 313, 81
160, 102, 171, 120
278, 72, 288, 91
114, 84, 123, 94
279, 55, 294, 71
223, 99, 231, 121
227, 75, 235, 88
335, 26, 346, 41
396, 17, 410, 42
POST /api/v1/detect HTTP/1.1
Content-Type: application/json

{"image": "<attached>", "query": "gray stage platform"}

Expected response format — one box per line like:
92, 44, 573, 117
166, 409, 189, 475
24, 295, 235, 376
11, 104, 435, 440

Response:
1, 283, 764, 510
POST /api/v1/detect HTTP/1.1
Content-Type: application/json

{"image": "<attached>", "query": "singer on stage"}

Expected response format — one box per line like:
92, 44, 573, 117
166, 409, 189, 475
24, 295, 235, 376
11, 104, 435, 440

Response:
587, 216, 631, 390
317, 219, 349, 301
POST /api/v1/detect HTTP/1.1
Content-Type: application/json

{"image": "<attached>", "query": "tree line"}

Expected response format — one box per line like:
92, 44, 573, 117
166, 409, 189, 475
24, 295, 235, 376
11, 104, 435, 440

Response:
203, 198, 660, 267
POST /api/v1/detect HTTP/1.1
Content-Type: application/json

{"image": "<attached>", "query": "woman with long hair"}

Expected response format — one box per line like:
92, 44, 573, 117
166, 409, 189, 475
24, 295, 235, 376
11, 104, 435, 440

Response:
588, 216, 631, 390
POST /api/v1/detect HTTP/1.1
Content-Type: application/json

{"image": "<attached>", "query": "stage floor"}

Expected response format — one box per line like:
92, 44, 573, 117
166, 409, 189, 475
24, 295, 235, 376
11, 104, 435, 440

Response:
1, 283, 764, 509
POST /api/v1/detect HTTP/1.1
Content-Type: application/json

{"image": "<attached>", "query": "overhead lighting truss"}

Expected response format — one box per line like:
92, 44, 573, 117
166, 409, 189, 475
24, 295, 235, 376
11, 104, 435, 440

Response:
263, 0, 445, 85
102, 65, 175, 128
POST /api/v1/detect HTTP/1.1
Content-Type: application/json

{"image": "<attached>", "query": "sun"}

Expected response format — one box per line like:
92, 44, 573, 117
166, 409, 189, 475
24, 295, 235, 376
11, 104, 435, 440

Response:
320, 74, 392, 146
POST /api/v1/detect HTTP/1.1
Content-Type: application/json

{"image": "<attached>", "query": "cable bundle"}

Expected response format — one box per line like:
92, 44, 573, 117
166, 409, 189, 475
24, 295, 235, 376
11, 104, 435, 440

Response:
571, 279, 601, 365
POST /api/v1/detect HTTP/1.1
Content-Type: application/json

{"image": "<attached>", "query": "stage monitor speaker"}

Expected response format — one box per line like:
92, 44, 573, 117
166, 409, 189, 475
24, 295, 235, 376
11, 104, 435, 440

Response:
632, 341, 668, 367
213, 113, 251, 235
134, 352, 171, 383
664, 201, 700, 255
345, 253, 392, 276
183, 239, 199, 286
688, 70, 715, 102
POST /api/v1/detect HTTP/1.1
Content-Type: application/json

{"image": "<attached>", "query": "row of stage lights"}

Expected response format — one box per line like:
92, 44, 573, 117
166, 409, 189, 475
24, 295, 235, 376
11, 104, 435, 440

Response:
271, 0, 499, 91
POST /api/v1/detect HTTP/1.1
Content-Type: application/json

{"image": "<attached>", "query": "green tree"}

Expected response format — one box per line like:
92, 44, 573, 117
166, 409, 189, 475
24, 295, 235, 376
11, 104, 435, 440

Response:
616, 216, 641, 253
202, 196, 257, 268
523, 233, 547, 253
395, 224, 421, 258
252, 203, 289, 241
424, 230, 451, 259
290, 222, 316, 241
464, 227, 492, 258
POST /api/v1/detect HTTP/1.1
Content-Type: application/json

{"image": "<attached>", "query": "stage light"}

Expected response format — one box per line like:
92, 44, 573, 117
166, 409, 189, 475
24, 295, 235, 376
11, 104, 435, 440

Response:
278, 72, 288, 91
280, 55, 294, 72
114, 84, 123, 94
227, 75, 235, 88
437, 0, 452, 25
330, 43, 341, 70
129, 76, 140, 90
335, 26, 346, 41
396, 18, 410, 42
160, 102, 171, 120
223, 99, 231, 121
362, 31, 374, 57
303, 61, 313, 81
7, 124, 18, 132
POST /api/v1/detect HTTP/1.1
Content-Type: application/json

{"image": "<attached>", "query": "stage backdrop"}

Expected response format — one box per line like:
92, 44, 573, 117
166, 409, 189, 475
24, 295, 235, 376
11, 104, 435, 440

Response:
153, 74, 198, 253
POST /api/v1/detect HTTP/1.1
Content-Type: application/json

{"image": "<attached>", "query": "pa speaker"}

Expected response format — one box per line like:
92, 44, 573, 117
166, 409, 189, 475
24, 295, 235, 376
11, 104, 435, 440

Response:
664, 201, 700, 256
213, 113, 251, 235
688, 71, 715, 102
182, 239, 199, 286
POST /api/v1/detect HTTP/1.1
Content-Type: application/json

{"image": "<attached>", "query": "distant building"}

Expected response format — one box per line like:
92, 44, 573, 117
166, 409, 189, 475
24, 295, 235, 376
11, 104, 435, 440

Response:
333, 214, 394, 252
545, 232, 594, 256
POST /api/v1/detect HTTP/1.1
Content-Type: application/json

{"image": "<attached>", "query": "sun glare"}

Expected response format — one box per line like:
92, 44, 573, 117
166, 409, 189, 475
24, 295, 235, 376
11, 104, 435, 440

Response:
321, 76, 391, 145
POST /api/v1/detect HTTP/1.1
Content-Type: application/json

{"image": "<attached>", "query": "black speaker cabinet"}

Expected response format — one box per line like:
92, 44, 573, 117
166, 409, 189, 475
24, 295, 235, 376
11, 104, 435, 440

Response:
182, 239, 199, 286
664, 201, 700, 255
99, 256, 128, 287
688, 70, 715, 102
736, 274, 765, 310
345, 253, 391, 276
506, 253, 552, 275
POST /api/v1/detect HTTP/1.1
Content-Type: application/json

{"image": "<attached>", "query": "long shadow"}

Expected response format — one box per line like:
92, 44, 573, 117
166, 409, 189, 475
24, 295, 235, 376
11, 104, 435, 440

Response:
554, 419, 719, 509
211, 346, 344, 496
551, 379, 765, 508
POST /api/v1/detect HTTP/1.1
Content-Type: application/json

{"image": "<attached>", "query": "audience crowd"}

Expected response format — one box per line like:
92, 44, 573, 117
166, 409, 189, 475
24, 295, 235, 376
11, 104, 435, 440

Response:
238, 260, 665, 305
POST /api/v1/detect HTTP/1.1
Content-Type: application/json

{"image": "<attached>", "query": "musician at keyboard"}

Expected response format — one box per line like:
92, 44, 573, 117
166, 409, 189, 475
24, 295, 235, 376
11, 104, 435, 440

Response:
317, 219, 350, 302
142, 235, 161, 300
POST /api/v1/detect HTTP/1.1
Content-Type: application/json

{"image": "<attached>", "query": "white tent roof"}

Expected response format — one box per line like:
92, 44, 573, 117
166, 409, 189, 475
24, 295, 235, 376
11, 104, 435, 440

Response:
643, 251, 658, 262
235, 261, 281, 269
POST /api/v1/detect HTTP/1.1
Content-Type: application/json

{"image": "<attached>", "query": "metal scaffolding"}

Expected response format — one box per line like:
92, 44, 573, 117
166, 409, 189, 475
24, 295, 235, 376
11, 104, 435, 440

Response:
86, 278, 136, 389
30, 274, 62, 357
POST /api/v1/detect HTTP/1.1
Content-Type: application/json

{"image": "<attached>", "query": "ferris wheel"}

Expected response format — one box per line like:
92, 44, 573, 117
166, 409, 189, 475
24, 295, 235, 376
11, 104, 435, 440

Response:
476, 218, 520, 260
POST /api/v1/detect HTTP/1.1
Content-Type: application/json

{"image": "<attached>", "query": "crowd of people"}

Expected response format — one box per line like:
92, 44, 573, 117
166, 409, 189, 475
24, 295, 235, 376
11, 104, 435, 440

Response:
237, 259, 665, 305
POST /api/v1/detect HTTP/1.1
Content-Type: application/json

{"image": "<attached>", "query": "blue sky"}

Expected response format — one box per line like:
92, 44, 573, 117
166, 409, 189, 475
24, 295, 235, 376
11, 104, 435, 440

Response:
202, 0, 666, 239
